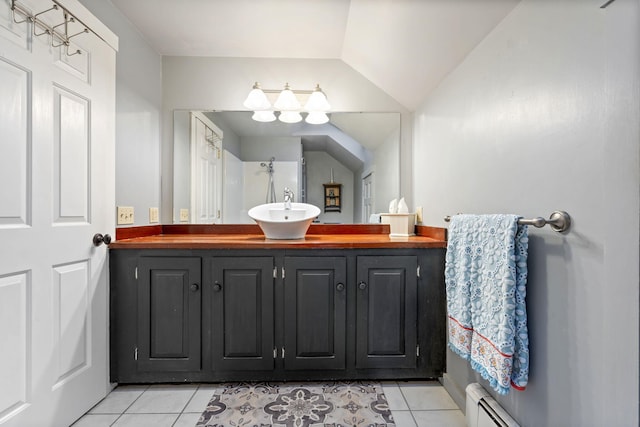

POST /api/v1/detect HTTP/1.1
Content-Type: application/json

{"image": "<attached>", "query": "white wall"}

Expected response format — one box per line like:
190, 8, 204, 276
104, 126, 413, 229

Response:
413, 1, 639, 425
172, 111, 190, 223
240, 136, 301, 163
242, 161, 298, 223
79, 0, 162, 227
304, 151, 355, 223
222, 150, 244, 223
161, 56, 410, 223
371, 128, 400, 215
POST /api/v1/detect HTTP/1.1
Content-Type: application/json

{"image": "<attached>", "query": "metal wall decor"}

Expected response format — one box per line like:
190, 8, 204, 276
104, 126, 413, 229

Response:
11, 0, 96, 56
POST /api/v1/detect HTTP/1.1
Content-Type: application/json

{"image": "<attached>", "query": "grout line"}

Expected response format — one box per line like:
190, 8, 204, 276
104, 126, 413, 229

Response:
390, 409, 418, 427
109, 414, 121, 427
116, 412, 186, 415
409, 409, 420, 427
397, 381, 413, 412
108, 384, 150, 426
172, 385, 201, 427
121, 384, 150, 414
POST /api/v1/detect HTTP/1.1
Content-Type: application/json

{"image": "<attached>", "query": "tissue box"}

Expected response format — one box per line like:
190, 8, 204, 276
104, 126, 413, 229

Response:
380, 213, 416, 237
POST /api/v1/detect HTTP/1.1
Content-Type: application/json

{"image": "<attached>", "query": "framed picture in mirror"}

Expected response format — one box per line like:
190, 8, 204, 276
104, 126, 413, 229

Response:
324, 183, 342, 212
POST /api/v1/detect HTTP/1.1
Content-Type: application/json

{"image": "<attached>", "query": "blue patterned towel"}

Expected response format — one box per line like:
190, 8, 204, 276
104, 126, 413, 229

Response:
445, 214, 529, 394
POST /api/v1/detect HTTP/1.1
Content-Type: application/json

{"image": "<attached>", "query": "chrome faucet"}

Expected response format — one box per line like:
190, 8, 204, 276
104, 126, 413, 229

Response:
283, 187, 294, 210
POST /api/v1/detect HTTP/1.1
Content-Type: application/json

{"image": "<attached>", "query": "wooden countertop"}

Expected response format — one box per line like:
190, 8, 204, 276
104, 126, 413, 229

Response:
109, 224, 447, 250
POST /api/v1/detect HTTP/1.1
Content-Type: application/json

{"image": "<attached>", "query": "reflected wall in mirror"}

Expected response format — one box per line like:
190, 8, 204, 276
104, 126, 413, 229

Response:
173, 110, 400, 224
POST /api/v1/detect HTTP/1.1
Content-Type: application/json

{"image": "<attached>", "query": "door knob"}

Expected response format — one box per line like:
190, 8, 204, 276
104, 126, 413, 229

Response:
336, 283, 345, 291
190, 283, 200, 292
93, 233, 111, 247
213, 282, 222, 292
358, 281, 367, 290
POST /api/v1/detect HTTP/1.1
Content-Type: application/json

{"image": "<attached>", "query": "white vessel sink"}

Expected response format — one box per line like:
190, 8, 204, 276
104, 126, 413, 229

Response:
248, 202, 321, 239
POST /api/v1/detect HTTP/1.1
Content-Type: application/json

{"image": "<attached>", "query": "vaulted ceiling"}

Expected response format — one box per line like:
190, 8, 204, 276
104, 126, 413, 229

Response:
111, 0, 519, 111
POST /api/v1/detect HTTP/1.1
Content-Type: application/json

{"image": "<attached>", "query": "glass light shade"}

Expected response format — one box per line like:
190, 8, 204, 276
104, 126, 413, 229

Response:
243, 86, 271, 110
252, 110, 276, 122
278, 111, 302, 124
304, 87, 330, 112
274, 84, 301, 111
305, 111, 329, 125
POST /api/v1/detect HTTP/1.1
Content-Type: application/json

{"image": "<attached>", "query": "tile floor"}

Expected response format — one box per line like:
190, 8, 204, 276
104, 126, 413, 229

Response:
72, 380, 465, 427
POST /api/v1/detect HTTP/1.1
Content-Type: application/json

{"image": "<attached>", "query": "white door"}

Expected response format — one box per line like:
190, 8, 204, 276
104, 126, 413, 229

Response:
0, 1, 117, 426
190, 112, 222, 224
362, 172, 374, 222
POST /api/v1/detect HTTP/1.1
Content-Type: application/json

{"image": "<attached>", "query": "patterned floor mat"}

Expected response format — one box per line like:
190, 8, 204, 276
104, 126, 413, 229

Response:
196, 381, 395, 427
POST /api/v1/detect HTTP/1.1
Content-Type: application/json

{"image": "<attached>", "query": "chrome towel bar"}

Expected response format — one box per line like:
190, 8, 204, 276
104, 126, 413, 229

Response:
444, 210, 571, 233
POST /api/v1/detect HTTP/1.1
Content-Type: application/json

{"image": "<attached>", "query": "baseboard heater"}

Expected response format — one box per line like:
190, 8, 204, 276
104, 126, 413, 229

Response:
465, 383, 520, 427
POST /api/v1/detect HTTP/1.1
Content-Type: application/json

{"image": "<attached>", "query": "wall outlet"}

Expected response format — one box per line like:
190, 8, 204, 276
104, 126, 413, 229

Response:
416, 206, 423, 224
179, 208, 189, 222
149, 207, 159, 223
117, 206, 134, 225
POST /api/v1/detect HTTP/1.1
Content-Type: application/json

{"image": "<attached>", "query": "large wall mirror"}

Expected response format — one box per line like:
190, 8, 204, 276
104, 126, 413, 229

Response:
173, 110, 400, 224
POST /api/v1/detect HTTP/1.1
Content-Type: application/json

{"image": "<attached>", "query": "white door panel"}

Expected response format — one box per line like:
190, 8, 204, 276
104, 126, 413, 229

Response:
363, 172, 374, 223
0, 1, 116, 426
191, 113, 222, 224
0, 57, 29, 226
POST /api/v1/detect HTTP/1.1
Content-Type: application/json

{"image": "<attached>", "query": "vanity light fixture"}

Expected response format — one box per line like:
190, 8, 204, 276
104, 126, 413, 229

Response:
305, 111, 330, 125
251, 110, 276, 123
244, 82, 272, 110
243, 82, 330, 124
273, 83, 301, 111
278, 111, 304, 124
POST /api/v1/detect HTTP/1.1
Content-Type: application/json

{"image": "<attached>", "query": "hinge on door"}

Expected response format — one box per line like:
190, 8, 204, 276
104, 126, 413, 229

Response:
273, 348, 277, 359
134, 267, 138, 280
282, 267, 285, 279
417, 265, 421, 278
281, 347, 285, 358
217, 210, 221, 219
273, 267, 277, 279
416, 345, 420, 357
134, 347, 138, 361
217, 148, 221, 159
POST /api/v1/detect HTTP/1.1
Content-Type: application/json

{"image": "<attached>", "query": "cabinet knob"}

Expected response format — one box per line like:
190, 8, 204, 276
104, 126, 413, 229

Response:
213, 282, 222, 292
358, 281, 367, 290
190, 283, 200, 292
336, 283, 345, 291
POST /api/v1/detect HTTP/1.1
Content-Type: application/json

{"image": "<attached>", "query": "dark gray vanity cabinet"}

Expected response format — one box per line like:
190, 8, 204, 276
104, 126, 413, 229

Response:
110, 254, 202, 382
134, 256, 202, 378
282, 256, 347, 371
109, 247, 446, 383
203, 256, 275, 372
356, 256, 417, 369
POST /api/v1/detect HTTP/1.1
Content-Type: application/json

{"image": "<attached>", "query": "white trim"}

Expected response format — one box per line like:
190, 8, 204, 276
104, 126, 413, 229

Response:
191, 111, 223, 138
442, 373, 466, 412
54, 0, 119, 51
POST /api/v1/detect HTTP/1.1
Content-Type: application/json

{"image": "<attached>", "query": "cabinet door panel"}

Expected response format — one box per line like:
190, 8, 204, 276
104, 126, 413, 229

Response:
284, 257, 346, 370
356, 256, 417, 369
207, 257, 274, 371
137, 257, 201, 372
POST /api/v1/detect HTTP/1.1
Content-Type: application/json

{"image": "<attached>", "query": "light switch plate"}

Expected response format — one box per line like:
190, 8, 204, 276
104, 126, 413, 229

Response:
179, 208, 189, 222
416, 206, 423, 224
149, 207, 159, 223
117, 206, 134, 225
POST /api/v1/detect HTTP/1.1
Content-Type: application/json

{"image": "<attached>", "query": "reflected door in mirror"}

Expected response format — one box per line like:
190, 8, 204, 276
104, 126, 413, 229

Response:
192, 113, 222, 223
